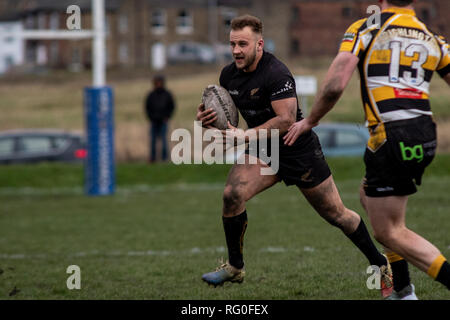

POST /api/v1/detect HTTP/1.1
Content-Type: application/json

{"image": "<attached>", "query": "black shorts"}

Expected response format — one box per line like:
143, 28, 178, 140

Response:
245, 130, 331, 189
363, 115, 437, 197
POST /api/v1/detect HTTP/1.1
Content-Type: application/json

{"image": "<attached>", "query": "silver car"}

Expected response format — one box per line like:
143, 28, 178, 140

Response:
0, 129, 87, 164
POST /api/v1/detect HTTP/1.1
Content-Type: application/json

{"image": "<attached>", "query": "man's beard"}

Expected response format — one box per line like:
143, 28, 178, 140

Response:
235, 48, 257, 71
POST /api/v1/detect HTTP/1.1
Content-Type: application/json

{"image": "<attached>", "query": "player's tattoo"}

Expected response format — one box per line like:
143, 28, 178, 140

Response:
302, 178, 344, 229
223, 165, 249, 213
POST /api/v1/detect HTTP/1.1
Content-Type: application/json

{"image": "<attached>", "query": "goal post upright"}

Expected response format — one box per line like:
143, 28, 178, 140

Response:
84, 0, 115, 196
12, 0, 115, 196
92, 0, 105, 87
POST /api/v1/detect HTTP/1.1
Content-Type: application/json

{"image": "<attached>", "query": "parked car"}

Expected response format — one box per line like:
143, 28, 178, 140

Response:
0, 129, 87, 164
167, 41, 216, 64
313, 123, 369, 157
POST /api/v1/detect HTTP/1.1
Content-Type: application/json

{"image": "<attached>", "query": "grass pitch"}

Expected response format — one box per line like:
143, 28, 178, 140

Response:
0, 156, 450, 300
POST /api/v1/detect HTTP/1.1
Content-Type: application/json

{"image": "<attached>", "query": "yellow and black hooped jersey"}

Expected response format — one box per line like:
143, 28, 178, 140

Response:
340, 7, 450, 128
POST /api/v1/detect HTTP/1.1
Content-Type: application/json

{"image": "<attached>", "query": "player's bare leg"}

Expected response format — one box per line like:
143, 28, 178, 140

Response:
202, 154, 280, 286
300, 175, 359, 234
360, 184, 416, 299
222, 154, 280, 217
300, 176, 393, 297
364, 195, 450, 291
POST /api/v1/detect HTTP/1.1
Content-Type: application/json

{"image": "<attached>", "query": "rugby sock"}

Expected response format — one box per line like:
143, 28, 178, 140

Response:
223, 210, 248, 269
386, 252, 411, 292
347, 219, 387, 267
428, 254, 450, 290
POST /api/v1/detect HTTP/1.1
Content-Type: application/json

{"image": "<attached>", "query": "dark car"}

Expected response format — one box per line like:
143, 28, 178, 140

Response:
313, 123, 370, 157
0, 130, 87, 164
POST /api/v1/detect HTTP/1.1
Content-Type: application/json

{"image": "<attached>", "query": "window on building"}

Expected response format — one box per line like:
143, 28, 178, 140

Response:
26, 45, 36, 63
342, 7, 353, 18
221, 8, 237, 28
25, 15, 35, 29
291, 39, 300, 55
119, 43, 128, 63
105, 16, 110, 36
38, 12, 46, 29
50, 12, 59, 30
151, 9, 167, 35
4, 56, 14, 69
291, 6, 300, 24
50, 41, 59, 64
72, 48, 81, 64
176, 9, 193, 34
119, 14, 128, 34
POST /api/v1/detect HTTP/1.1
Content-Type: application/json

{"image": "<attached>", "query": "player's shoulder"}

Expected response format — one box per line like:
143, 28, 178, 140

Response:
221, 61, 236, 74
424, 27, 449, 46
219, 62, 237, 87
264, 52, 292, 76
345, 18, 369, 34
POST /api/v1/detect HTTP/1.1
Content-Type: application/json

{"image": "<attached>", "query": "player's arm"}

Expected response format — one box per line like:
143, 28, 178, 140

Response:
253, 97, 297, 136
283, 52, 359, 146
224, 97, 297, 142
435, 34, 450, 86
444, 73, 450, 86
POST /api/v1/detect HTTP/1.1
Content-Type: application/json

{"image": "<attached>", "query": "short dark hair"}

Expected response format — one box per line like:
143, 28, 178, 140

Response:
387, 0, 414, 7
230, 14, 263, 35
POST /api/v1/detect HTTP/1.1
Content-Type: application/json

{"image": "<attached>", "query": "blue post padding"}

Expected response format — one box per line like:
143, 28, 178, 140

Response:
84, 86, 115, 196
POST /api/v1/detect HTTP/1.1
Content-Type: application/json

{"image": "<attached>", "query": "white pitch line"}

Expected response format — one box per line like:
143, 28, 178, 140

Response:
0, 245, 317, 260
0, 183, 226, 196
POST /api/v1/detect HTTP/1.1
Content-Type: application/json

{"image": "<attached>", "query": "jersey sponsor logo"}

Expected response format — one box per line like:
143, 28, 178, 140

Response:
342, 32, 356, 43
399, 141, 424, 162
228, 89, 239, 96
393, 88, 423, 99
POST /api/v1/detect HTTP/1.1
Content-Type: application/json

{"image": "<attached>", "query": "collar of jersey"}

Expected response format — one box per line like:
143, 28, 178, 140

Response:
382, 7, 416, 16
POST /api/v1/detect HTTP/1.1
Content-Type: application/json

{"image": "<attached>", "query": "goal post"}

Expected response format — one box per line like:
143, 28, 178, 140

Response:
84, 0, 115, 196
13, 0, 115, 196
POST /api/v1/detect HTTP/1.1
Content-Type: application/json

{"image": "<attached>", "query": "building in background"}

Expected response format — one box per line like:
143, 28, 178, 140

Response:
289, 0, 450, 57
0, 0, 448, 73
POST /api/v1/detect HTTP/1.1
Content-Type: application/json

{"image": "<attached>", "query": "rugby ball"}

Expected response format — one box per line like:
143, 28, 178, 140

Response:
201, 85, 239, 130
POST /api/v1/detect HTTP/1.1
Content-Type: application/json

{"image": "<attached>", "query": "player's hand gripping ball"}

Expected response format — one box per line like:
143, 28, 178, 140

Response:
201, 85, 239, 130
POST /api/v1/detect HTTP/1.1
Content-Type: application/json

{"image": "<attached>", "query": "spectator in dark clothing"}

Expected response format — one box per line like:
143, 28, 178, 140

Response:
145, 75, 175, 162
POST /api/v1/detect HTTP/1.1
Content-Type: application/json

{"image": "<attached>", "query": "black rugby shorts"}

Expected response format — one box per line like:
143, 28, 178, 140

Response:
245, 130, 331, 189
363, 115, 437, 197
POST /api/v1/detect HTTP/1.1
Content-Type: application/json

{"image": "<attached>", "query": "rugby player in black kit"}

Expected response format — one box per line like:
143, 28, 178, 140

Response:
196, 14, 392, 298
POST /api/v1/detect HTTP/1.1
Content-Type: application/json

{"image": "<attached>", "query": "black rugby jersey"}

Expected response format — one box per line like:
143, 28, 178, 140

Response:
219, 51, 302, 129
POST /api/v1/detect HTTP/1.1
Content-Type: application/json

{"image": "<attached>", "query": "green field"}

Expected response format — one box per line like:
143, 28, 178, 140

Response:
1, 156, 450, 300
